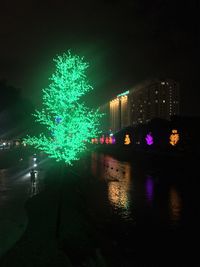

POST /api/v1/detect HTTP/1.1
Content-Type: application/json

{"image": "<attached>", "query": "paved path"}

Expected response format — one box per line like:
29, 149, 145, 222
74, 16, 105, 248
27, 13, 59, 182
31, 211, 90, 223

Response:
0, 157, 45, 258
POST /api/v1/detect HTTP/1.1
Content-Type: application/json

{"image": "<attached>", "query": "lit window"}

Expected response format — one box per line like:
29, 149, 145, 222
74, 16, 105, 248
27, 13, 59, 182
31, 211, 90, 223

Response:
155, 90, 158, 94
140, 109, 143, 113
155, 100, 158, 103
161, 82, 165, 85
163, 100, 165, 103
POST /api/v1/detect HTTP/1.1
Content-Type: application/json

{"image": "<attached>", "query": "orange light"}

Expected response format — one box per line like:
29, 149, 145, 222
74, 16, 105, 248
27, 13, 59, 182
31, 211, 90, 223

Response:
124, 134, 131, 145
169, 129, 179, 146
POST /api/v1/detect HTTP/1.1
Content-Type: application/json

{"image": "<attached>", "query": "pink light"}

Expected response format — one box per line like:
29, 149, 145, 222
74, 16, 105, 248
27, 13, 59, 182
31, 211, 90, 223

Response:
105, 137, 109, 144
100, 135, 105, 144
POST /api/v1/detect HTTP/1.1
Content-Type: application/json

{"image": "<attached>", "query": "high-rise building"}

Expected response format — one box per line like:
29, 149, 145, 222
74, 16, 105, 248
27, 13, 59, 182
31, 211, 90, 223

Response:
100, 79, 180, 133
129, 79, 179, 125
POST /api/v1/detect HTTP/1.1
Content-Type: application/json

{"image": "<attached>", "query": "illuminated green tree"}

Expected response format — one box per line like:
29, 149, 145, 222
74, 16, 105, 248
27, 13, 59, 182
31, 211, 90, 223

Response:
24, 51, 102, 165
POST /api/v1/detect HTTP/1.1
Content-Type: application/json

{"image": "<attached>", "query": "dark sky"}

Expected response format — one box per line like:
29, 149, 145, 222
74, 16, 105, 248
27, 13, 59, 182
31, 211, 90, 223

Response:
0, 0, 199, 115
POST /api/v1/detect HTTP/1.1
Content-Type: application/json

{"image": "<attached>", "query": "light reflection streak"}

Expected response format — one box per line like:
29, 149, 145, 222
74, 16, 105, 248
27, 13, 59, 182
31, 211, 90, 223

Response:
106, 157, 131, 219
169, 186, 182, 224
145, 175, 154, 205
0, 169, 9, 205
92, 153, 132, 219
91, 153, 98, 177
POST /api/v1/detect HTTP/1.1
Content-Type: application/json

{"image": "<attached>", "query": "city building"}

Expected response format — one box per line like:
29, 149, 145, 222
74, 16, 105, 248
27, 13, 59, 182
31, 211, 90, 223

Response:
109, 90, 130, 132
100, 79, 180, 133
129, 79, 179, 125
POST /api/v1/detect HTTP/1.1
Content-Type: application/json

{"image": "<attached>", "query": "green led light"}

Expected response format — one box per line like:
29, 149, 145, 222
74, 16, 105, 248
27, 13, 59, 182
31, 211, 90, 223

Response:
24, 50, 103, 165
117, 90, 129, 97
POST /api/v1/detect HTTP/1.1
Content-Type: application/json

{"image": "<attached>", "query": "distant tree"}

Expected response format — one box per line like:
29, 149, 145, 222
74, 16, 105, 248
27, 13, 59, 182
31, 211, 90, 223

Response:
0, 79, 38, 138
0, 79, 20, 111
24, 51, 103, 165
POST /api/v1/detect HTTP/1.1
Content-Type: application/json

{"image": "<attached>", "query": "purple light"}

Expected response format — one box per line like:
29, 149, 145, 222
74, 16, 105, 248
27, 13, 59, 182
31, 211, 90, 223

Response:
145, 132, 153, 145
112, 136, 116, 144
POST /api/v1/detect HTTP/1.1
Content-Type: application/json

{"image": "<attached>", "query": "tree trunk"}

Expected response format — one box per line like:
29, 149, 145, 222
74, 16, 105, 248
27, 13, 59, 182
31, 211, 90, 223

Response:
56, 162, 66, 239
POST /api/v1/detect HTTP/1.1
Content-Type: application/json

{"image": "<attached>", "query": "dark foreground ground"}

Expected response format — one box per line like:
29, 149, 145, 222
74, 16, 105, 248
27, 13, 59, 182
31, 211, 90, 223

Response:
0, 160, 108, 267
0, 148, 200, 267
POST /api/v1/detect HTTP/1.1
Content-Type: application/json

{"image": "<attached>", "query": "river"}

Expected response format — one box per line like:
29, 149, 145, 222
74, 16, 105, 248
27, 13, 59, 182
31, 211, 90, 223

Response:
0, 150, 199, 265
72, 151, 200, 266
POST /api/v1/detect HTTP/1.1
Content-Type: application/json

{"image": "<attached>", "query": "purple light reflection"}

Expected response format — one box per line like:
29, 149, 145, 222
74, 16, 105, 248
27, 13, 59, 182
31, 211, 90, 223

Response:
145, 175, 154, 204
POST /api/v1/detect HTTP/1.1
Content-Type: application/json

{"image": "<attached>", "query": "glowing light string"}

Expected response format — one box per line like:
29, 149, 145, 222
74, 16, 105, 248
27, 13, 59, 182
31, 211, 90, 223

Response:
24, 51, 103, 165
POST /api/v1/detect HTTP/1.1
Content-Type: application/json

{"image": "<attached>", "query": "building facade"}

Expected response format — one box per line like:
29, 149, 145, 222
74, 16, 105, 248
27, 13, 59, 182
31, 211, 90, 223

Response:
110, 90, 130, 132
101, 79, 180, 133
129, 78, 179, 125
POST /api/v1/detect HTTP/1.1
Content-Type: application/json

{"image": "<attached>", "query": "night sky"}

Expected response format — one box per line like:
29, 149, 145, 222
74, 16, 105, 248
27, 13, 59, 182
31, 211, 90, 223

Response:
0, 0, 199, 115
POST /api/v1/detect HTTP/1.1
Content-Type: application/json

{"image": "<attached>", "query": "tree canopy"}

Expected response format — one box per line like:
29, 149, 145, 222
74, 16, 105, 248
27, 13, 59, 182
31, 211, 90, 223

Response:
24, 51, 103, 165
